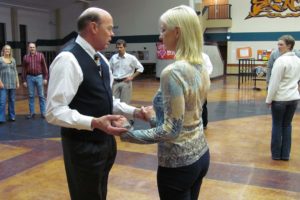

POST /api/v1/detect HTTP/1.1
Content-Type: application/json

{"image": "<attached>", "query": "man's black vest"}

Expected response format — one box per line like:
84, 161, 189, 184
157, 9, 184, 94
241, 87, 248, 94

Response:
61, 43, 113, 141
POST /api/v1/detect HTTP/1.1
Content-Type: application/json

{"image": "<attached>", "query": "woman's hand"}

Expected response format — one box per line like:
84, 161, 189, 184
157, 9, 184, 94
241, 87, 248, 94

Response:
141, 106, 155, 122
111, 116, 131, 129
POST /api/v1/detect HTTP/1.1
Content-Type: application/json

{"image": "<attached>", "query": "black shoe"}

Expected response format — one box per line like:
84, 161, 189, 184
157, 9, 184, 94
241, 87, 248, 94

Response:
41, 114, 46, 119
26, 114, 35, 119
281, 158, 289, 161
272, 157, 281, 161
8, 118, 15, 122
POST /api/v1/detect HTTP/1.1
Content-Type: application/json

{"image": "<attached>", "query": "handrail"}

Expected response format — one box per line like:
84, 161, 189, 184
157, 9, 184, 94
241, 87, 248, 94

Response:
207, 4, 232, 20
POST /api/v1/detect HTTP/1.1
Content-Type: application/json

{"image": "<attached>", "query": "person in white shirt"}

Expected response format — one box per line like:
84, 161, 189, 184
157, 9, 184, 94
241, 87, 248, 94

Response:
266, 35, 300, 161
109, 39, 144, 104
266, 48, 300, 85
45, 7, 144, 200
202, 52, 213, 129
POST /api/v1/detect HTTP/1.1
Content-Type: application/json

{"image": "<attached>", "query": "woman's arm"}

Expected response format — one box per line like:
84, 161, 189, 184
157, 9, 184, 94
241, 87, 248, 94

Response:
121, 67, 184, 144
12, 59, 19, 88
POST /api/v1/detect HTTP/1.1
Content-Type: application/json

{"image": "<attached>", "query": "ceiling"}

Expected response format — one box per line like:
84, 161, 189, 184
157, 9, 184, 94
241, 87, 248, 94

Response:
0, 0, 98, 11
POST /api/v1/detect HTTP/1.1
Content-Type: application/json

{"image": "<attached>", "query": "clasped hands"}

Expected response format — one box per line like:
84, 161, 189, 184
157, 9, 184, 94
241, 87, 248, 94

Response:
91, 106, 155, 136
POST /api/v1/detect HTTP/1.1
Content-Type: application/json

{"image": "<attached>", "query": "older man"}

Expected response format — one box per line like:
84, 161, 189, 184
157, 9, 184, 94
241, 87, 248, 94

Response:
46, 7, 143, 200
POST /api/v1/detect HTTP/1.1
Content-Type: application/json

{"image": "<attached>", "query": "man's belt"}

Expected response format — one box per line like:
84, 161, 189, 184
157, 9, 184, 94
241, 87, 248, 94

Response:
27, 73, 42, 76
114, 78, 126, 83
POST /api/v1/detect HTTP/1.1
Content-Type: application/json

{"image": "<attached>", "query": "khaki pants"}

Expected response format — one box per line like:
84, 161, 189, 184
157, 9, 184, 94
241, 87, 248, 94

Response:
113, 80, 132, 104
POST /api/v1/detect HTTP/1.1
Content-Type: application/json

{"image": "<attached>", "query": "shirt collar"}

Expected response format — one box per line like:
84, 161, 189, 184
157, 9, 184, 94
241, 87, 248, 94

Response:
75, 35, 97, 60
117, 52, 127, 59
282, 51, 295, 57
29, 52, 37, 56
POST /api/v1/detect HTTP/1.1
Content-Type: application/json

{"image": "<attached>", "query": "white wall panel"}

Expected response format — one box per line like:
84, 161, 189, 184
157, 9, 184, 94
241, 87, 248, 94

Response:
0, 6, 12, 41
17, 9, 56, 42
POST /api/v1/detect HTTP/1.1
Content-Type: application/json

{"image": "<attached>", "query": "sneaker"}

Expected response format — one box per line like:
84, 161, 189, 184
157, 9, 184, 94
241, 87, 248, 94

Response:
26, 114, 35, 119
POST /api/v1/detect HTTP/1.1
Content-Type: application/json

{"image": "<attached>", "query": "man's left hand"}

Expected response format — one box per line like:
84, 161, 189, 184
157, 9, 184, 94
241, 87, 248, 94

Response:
91, 115, 128, 136
124, 77, 133, 82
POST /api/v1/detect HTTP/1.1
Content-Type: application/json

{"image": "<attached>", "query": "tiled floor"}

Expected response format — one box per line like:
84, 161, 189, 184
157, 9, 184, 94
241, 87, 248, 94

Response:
0, 76, 299, 200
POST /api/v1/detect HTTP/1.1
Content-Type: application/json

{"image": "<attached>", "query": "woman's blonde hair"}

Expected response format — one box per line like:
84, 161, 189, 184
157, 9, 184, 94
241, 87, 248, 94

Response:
1, 44, 13, 59
159, 5, 203, 65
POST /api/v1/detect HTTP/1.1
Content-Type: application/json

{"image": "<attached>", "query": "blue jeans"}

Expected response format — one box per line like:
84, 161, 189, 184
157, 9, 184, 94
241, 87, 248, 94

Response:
271, 100, 298, 160
26, 75, 46, 115
0, 88, 16, 122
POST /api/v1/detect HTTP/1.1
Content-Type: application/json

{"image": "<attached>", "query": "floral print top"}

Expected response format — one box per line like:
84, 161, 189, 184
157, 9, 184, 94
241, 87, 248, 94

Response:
0, 57, 18, 89
121, 60, 209, 168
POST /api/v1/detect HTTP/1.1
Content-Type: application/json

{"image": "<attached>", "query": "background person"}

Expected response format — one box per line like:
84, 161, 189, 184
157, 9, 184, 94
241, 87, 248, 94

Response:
22, 42, 48, 119
266, 35, 300, 161
202, 52, 213, 129
109, 39, 144, 104
266, 47, 300, 85
46, 7, 144, 200
0, 45, 19, 123
119, 5, 211, 200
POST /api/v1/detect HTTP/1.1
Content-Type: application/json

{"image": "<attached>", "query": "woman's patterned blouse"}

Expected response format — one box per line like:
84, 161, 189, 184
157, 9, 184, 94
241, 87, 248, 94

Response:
121, 60, 209, 168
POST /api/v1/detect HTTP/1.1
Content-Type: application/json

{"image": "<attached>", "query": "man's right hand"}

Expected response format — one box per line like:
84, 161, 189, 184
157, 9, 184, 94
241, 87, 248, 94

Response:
23, 82, 27, 88
91, 115, 128, 136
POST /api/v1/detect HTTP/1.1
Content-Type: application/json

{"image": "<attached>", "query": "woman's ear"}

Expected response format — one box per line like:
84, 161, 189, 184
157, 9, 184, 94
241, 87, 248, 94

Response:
175, 27, 180, 39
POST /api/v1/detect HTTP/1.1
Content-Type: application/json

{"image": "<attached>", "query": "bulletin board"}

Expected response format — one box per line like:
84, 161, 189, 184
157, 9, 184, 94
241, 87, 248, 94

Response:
236, 47, 252, 59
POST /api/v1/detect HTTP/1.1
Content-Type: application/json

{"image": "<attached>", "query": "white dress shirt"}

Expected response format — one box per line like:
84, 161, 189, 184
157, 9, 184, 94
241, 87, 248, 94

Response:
202, 53, 213, 75
109, 52, 144, 79
46, 35, 135, 131
266, 51, 300, 104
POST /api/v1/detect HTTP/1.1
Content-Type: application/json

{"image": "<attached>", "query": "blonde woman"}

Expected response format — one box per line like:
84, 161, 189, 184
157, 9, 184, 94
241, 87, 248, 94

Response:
119, 5, 210, 200
0, 45, 19, 122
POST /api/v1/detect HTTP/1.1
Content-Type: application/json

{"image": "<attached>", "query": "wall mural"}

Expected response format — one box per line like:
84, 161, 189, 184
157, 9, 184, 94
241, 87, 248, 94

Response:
245, 0, 300, 19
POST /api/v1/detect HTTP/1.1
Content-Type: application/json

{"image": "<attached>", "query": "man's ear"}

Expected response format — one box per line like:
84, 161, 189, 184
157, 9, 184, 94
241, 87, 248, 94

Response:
90, 22, 98, 34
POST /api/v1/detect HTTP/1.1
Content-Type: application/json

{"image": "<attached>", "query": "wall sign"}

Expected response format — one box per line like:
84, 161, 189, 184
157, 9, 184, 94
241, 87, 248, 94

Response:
236, 47, 252, 59
246, 0, 300, 19
156, 42, 175, 60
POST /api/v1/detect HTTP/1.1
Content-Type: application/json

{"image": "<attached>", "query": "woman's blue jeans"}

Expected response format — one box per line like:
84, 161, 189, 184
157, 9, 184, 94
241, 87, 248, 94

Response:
26, 75, 46, 115
271, 100, 298, 160
0, 88, 16, 122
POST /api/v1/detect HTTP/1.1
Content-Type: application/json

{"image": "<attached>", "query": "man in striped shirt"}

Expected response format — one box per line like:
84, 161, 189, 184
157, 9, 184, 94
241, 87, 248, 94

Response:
22, 42, 48, 119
